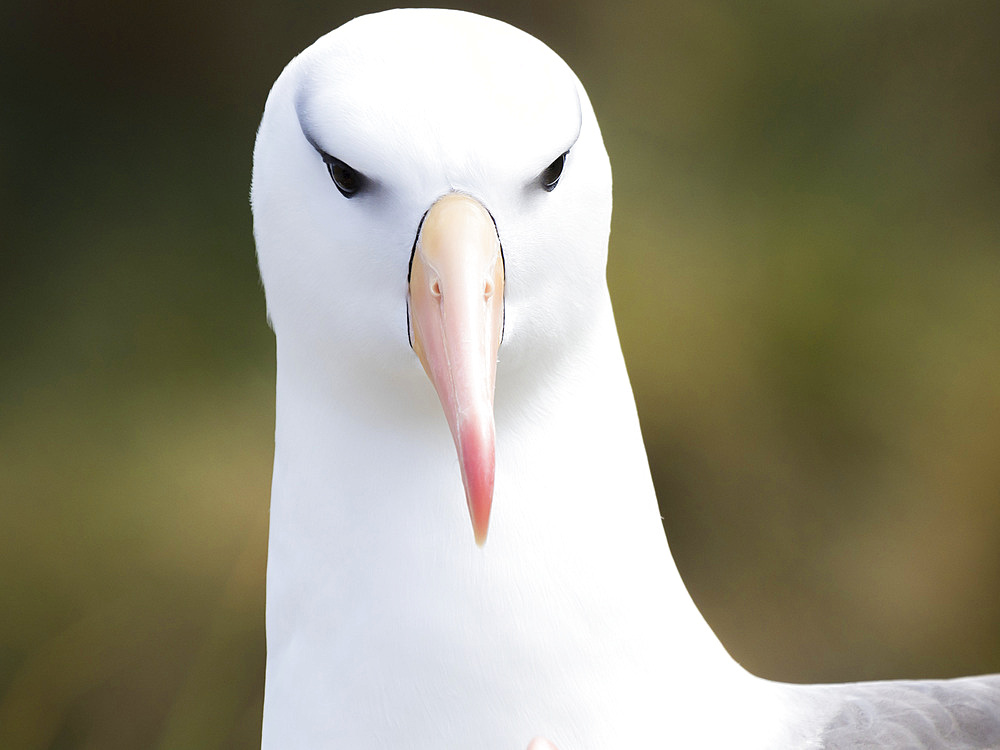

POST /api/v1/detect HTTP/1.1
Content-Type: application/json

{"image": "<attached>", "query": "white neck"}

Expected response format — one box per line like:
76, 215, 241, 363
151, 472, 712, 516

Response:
262, 292, 775, 748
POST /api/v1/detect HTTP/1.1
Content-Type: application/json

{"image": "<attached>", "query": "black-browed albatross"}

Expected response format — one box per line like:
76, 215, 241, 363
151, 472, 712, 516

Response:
250, 8, 1000, 749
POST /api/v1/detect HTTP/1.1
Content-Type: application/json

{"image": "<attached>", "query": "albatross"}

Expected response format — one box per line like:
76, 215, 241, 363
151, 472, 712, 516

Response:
250, 8, 1000, 749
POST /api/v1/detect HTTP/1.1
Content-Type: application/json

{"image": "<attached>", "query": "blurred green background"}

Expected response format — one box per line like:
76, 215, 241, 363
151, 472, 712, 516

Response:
2, 0, 998, 747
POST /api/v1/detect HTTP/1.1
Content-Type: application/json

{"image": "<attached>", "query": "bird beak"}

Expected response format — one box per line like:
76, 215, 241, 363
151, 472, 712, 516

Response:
408, 193, 504, 546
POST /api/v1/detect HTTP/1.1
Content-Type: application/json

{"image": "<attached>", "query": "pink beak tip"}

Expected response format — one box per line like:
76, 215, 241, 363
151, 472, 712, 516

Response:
466, 469, 494, 547
473, 524, 489, 548
459, 421, 495, 546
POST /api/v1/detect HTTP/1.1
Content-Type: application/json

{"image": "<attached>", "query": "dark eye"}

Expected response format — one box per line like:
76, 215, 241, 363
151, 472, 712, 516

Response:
540, 151, 568, 192
321, 153, 364, 198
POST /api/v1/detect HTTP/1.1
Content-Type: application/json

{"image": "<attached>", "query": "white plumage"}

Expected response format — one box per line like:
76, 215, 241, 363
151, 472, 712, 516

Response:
251, 9, 1000, 749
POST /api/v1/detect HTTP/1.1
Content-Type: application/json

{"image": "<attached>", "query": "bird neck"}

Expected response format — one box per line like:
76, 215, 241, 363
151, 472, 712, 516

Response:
265, 298, 754, 734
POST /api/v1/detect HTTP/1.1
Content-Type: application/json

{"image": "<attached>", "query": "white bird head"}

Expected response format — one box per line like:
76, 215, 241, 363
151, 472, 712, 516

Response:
252, 8, 613, 545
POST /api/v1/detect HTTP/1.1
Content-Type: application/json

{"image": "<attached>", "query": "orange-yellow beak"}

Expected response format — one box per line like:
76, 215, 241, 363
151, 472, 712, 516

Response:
409, 194, 504, 546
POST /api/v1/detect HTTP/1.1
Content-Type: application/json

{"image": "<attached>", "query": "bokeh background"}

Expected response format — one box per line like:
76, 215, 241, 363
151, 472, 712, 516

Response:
2, 0, 998, 747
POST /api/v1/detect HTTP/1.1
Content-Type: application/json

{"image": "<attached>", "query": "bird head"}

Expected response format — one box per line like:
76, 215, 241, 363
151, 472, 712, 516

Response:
252, 9, 613, 545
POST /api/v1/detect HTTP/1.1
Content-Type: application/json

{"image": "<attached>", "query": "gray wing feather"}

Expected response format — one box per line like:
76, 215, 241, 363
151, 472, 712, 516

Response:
800, 674, 1000, 749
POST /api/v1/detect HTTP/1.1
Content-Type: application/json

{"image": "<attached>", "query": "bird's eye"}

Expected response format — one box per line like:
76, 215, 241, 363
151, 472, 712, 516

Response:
321, 153, 364, 198
540, 151, 568, 192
